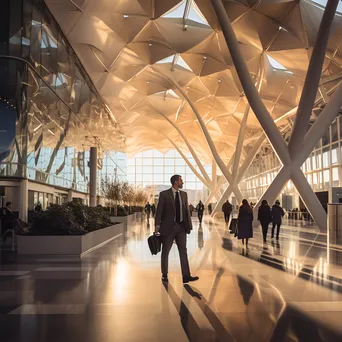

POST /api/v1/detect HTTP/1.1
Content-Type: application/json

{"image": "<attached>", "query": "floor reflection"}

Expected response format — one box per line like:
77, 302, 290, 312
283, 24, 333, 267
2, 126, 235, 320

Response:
0, 217, 341, 341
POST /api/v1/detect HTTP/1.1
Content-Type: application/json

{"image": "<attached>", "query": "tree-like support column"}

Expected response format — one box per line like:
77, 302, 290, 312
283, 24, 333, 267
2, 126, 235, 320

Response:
211, 0, 340, 232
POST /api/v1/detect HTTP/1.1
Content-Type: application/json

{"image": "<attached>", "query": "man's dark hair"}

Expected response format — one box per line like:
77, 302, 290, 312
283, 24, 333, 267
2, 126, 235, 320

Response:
170, 174, 182, 185
5, 202, 11, 207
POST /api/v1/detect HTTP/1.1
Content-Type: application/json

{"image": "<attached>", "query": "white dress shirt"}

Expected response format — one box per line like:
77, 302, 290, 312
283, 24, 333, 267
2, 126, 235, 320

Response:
171, 187, 183, 222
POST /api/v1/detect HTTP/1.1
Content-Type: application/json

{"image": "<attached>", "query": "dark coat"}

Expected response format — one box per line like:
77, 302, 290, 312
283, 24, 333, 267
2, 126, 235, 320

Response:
258, 205, 272, 225
197, 203, 204, 213
155, 188, 192, 236
222, 201, 233, 214
271, 205, 285, 224
237, 205, 253, 239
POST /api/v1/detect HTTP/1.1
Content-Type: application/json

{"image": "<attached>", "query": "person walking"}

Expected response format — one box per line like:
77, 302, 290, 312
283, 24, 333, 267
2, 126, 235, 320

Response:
151, 203, 156, 217
237, 199, 253, 248
196, 200, 204, 223
145, 202, 151, 221
271, 200, 285, 240
154, 174, 199, 284
258, 200, 272, 242
222, 199, 233, 225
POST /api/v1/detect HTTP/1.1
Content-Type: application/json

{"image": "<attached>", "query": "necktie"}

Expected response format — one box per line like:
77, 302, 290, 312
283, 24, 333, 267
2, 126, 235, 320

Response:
175, 191, 181, 223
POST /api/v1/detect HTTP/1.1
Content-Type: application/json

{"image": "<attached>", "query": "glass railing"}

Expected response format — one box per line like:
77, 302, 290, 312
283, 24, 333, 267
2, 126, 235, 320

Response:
0, 162, 88, 193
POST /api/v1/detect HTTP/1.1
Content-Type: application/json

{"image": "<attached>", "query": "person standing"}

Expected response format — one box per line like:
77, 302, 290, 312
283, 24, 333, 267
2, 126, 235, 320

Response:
151, 203, 156, 217
34, 202, 42, 212
237, 199, 253, 248
154, 174, 199, 284
222, 199, 233, 225
1, 202, 27, 240
196, 200, 204, 223
189, 204, 194, 217
258, 200, 272, 242
271, 200, 285, 240
145, 202, 151, 221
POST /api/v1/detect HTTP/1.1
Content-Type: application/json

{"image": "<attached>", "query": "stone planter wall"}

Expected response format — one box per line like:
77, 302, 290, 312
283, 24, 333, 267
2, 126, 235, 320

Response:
135, 212, 144, 219
17, 223, 124, 257
110, 213, 136, 228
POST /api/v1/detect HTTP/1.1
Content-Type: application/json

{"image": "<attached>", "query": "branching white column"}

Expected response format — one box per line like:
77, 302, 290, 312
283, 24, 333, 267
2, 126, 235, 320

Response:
211, 0, 340, 232
213, 134, 266, 216
205, 153, 235, 206
232, 104, 250, 182
294, 82, 342, 166
212, 160, 217, 197
159, 112, 211, 184
152, 66, 244, 200
288, 0, 339, 156
168, 77, 244, 201
291, 168, 327, 231
164, 134, 211, 188
211, 0, 291, 166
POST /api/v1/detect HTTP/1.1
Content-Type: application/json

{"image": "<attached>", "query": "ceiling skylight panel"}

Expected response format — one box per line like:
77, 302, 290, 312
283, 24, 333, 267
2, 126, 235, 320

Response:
162, 1, 186, 18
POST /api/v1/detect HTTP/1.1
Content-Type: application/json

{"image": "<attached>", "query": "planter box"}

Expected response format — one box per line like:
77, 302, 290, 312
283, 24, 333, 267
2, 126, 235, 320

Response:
135, 212, 144, 219
110, 213, 136, 228
17, 223, 124, 257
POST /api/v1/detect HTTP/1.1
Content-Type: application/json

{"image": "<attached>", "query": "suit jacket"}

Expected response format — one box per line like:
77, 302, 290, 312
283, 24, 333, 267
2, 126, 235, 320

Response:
155, 188, 192, 236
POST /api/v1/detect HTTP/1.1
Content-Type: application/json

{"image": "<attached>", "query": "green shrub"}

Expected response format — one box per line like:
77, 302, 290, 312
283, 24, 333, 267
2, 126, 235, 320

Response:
26, 202, 112, 236
117, 205, 128, 216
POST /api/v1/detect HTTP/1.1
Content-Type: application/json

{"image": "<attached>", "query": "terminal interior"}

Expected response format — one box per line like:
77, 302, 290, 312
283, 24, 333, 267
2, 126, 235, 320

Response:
1, 0, 342, 341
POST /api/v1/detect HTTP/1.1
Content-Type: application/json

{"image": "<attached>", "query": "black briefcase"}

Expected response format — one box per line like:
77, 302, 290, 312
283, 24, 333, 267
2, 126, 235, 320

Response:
148, 233, 161, 255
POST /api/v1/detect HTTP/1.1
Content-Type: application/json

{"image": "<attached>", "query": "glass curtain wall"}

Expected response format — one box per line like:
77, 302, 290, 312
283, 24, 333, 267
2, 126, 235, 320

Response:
127, 149, 211, 203
240, 116, 342, 202
0, 0, 125, 193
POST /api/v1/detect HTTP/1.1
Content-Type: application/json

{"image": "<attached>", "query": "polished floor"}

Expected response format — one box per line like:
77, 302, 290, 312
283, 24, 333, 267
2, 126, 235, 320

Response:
0, 216, 342, 341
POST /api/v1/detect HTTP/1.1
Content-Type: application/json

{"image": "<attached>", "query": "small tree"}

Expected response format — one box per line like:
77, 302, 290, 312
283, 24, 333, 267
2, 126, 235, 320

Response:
134, 188, 146, 207
121, 182, 135, 207
100, 176, 122, 216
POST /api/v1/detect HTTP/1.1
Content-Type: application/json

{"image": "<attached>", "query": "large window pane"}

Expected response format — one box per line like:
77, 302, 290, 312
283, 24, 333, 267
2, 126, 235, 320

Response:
332, 167, 339, 186
323, 147, 330, 168
323, 169, 330, 187
332, 144, 338, 164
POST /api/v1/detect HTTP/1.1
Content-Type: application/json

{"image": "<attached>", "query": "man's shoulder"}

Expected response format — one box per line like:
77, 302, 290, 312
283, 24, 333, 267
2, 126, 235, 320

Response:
159, 189, 171, 196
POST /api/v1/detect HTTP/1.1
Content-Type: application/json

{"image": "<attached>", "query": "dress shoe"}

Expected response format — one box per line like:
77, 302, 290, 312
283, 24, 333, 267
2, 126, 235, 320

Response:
183, 275, 199, 283
162, 274, 168, 282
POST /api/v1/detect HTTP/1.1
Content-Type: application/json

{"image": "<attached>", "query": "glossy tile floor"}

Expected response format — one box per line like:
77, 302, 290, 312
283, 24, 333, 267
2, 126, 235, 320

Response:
1, 217, 342, 341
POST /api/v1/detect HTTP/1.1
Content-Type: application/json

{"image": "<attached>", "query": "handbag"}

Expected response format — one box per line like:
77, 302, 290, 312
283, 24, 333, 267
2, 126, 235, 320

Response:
147, 233, 161, 255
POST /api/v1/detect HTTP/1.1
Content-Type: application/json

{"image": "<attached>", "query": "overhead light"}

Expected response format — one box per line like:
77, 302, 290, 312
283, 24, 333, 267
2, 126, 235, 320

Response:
146, 81, 150, 84
148, 43, 152, 47
218, 79, 222, 83
123, 14, 129, 18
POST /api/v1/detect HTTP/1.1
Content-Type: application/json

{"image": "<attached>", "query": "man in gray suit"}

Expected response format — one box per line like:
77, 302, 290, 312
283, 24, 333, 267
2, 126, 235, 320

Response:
155, 174, 199, 283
